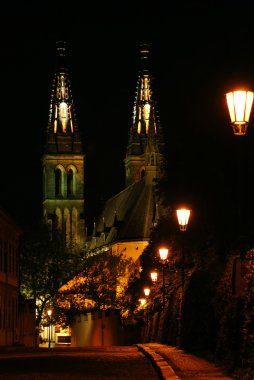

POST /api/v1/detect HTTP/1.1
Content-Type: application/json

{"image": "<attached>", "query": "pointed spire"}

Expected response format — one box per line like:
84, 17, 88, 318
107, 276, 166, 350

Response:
127, 42, 163, 147
45, 40, 83, 154
56, 40, 67, 70
140, 42, 150, 72
125, 42, 165, 187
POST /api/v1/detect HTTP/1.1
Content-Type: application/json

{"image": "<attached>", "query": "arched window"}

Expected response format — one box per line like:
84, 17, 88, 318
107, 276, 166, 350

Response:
67, 169, 74, 198
55, 168, 62, 197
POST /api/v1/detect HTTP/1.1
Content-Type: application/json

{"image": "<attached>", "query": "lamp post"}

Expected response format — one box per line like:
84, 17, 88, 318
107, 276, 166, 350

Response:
143, 288, 150, 325
176, 209, 190, 288
226, 89, 254, 245
47, 309, 52, 348
176, 209, 190, 347
158, 247, 169, 310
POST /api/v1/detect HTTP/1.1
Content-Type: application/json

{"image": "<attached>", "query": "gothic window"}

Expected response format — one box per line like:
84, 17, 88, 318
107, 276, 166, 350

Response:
60, 102, 68, 132
55, 168, 62, 197
67, 169, 74, 198
66, 165, 77, 197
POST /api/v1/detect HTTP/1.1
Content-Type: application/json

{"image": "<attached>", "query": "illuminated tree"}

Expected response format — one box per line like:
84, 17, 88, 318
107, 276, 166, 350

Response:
55, 249, 139, 325
20, 223, 83, 327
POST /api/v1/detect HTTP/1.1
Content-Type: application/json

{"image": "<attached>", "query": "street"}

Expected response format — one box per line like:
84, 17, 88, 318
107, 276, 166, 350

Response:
0, 346, 159, 380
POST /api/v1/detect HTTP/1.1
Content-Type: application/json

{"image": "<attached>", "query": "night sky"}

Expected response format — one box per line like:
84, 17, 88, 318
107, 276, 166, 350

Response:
1, 3, 254, 234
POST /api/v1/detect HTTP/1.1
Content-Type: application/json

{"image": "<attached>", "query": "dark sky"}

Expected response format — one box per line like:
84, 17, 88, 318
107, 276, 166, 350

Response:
1, 3, 254, 233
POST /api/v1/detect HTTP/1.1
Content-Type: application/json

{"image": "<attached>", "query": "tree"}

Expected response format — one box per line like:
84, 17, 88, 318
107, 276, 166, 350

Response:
20, 223, 83, 327
55, 248, 140, 326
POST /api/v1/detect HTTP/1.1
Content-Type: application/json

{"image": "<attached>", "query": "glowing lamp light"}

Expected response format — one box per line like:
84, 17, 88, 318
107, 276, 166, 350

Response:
159, 247, 169, 261
177, 209, 191, 231
47, 309, 52, 317
226, 90, 254, 135
150, 271, 158, 282
144, 288, 150, 297
139, 298, 146, 306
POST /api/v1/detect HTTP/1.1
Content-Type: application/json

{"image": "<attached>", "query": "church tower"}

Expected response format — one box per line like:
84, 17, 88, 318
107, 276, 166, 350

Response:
89, 42, 166, 260
42, 41, 85, 247
124, 42, 165, 187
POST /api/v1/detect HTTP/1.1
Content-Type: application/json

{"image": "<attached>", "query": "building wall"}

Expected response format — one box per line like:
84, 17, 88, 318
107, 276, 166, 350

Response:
42, 154, 85, 245
71, 310, 124, 347
0, 208, 20, 346
112, 240, 149, 262
18, 298, 36, 347
0, 208, 36, 347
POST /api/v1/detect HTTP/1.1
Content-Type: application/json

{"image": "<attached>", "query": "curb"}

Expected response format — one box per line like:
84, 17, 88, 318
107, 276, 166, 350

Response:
136, 344, 180, 380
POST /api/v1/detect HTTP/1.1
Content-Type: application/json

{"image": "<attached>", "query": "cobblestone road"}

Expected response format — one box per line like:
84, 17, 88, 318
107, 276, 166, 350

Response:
0, 346, 159, 380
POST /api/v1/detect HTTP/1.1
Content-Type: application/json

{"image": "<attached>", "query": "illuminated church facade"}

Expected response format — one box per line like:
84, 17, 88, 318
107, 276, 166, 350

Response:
42, 40, 165, 262
42, 41, 86, 247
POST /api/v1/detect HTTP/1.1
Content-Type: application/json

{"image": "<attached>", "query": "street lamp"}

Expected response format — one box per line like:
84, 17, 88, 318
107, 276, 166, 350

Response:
143, 287, 150, 325
47, 309, 52, 348
158, 247, 169, 310
139, 298, 146, 306
150, 271, 158, 283
226, 89, 254, 242
226, 90, 254, 135
176, 209, 190, 347
176, 209, 190, 287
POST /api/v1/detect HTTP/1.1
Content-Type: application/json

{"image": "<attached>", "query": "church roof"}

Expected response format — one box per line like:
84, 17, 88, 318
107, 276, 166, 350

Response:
93, 178, 159, 246
88, 42, 166, 251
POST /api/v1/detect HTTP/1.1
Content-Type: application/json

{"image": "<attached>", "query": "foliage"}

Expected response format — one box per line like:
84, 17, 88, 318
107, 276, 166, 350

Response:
135, 165, 254, 377
20, 223, 83, 326
55, 249, 140, 326
182, 268, 218, 352
240, 249, 254, 377
212, 254, 247, 380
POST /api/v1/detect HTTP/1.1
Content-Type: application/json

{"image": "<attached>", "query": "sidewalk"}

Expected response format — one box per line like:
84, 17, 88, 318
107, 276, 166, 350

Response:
136, 343, 235, 380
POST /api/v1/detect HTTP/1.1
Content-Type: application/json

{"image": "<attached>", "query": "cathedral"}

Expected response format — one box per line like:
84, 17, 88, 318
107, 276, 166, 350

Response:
42, 40, 166, 261
37, 39, 169, 346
